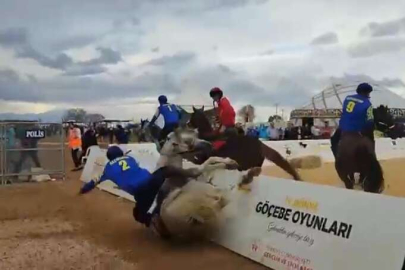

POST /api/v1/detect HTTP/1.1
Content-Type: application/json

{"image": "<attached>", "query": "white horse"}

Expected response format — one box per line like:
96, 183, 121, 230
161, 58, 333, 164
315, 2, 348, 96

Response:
155, 165, 262, 241
151, 128, 262, 240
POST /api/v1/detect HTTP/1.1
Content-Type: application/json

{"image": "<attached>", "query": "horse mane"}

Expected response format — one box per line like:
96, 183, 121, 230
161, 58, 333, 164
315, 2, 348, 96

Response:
190, 108, 213, 136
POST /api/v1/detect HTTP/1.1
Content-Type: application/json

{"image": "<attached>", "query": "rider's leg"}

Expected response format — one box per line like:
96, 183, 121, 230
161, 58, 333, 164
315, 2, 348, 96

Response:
330, 128, 341, 159
158, 123, 178, 147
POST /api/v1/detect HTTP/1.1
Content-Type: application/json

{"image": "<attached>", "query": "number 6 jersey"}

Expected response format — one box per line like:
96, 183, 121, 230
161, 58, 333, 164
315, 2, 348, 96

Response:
339, 94, 374, 132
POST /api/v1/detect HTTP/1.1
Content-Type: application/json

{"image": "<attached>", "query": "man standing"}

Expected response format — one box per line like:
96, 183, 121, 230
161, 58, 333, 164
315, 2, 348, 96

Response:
209, 87, 236, 135
69, 124, 82, 171
331, 83, 374, 158
149, 95, 181, 147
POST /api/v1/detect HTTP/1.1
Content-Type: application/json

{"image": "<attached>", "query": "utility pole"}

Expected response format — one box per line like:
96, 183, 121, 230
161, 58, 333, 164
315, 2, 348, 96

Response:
275, 103, 279, 116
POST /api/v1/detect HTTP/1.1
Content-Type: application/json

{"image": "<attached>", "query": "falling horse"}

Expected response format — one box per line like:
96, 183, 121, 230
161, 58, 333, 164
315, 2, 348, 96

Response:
186, 106, 301, 180
153, 158, 261, 241
334, 105, 395, 193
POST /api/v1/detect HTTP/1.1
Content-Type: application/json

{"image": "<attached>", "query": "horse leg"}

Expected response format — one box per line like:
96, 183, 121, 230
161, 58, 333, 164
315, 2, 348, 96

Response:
239, 167, 262, 191
335, 161, 354, 189
260, 143, 301, 181
361, 154, 384, 194
198, 157, 239, 172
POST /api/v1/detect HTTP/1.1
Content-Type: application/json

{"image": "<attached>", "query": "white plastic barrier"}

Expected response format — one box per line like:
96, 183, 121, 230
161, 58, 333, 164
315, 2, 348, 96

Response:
103, 138, 405, 169
80, 142, 405, 269
81, 138, 405, 204
209, 171, 405, 270
80, 145, 135, 202
262, 138, 405, 165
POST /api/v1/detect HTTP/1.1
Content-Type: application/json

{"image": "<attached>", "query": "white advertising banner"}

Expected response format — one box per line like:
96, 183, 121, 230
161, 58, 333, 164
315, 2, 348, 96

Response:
212, 171, 405, 270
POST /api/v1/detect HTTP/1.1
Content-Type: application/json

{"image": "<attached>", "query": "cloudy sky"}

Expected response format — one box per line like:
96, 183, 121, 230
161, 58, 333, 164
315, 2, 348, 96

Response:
1, 0, 405, 121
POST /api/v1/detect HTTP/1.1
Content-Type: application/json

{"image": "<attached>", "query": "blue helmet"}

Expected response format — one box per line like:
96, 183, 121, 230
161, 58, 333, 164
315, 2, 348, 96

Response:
158, 95, 168, 104
106, 146, 124, 161
356, 83, 373, 95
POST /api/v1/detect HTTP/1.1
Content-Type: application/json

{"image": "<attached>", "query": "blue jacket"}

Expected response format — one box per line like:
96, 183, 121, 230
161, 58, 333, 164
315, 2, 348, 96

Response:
339, 94, 374, 132
80, 156, 151, 195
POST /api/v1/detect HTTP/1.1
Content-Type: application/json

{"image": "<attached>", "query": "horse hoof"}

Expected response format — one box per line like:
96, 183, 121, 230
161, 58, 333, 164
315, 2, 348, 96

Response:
248, 167, 261, 177
238, 184, 252, 192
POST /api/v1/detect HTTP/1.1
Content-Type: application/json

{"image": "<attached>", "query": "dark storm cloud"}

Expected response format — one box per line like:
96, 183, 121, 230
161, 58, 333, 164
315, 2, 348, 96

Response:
131, 17, 141, 26
259, 49, 274, 56
360, 17, 405, 37
332, 74, 405, 88
347, 37, 405, 58
147, 0, 268, 11
217, 64, 234, 74
310, 32, 339, 45
51, 35, 97, 51
143, 51, 196, 67
79, 47, 123, 66
16, 46, 74, 70
0, 69, 41, 102
0, 68, 180, 103
0, 27, 123, 75
0, 28, 28, 47
63, 65, 108, 76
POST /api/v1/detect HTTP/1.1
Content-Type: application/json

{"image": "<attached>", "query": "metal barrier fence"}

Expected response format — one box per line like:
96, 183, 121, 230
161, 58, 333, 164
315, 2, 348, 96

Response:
0, 122, 65, 185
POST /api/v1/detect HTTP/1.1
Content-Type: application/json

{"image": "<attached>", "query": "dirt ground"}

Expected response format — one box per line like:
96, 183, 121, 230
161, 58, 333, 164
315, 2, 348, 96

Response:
0, 151, 268, 270
0, 151, 404, 269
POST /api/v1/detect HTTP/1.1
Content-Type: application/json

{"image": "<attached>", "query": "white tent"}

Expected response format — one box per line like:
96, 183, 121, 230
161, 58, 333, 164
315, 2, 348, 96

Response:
301, 83, 405, 110
290, 82, 405, 127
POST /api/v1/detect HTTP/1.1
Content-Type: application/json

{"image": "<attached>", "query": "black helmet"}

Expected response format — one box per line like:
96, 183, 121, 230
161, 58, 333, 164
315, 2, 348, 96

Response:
158, 95, 168, 104
106, 146, 124, 161
209, 87, 223, 98
356, 83, 373, 95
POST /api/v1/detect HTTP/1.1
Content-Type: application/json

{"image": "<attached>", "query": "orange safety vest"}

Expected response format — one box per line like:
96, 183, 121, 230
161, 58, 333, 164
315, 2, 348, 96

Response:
68, 128, 82, 149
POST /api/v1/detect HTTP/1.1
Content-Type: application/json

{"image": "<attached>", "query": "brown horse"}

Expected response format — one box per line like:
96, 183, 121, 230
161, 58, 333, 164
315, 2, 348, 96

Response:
334, 105, 395, 193
186, 107, 301, 180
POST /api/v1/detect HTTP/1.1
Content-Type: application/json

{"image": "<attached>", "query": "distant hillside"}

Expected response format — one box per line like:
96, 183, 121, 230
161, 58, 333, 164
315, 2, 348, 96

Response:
0, 109, 66, 123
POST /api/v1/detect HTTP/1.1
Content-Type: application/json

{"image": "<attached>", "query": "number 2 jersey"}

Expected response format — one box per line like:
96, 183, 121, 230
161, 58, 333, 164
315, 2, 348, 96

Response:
81, 156, 152, 196
339, 94, 374, 132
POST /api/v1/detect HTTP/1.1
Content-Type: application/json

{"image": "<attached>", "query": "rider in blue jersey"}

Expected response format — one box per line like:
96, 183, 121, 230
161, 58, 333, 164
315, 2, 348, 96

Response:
149, 95, 182, 147
331, 83, 374, 157
79, 146, 200, 229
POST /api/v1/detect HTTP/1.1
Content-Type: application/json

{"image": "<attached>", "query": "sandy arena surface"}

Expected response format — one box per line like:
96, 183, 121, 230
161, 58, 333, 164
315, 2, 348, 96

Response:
0, 150, 404, 270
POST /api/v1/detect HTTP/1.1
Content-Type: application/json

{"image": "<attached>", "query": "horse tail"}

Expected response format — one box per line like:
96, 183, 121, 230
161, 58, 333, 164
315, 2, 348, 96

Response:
358, 143, 384, 193
260, 143, 301, 181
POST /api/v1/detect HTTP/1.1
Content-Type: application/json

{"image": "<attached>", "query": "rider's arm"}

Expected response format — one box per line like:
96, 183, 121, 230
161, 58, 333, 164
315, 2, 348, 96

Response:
361, 103, 374, 137
79, 168, 109, 194
149, 108, 160, 125
364, 103, 374, 127
175, 105, 182, 119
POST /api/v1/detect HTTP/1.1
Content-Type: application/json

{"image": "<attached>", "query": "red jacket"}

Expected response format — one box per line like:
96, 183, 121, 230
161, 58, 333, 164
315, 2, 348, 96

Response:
216, 97, 235, 127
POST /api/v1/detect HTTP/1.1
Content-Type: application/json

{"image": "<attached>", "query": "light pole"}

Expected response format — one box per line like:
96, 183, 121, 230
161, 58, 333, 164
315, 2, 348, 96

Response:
275, 103, 279, 116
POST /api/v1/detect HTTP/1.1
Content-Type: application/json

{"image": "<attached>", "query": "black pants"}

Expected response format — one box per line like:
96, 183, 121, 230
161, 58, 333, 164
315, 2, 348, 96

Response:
15, 151, 41, 173
71, 149, 81, 168
132, 166, 196, 227
331, 129, 341, 159
158, 123, 178, 146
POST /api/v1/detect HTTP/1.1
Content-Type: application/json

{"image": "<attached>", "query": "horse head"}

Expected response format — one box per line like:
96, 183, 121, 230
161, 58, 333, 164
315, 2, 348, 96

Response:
161, 128, 200, 156
189, 106, 212, 135
140, 118, 149, 128
374, 105, 396, 136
